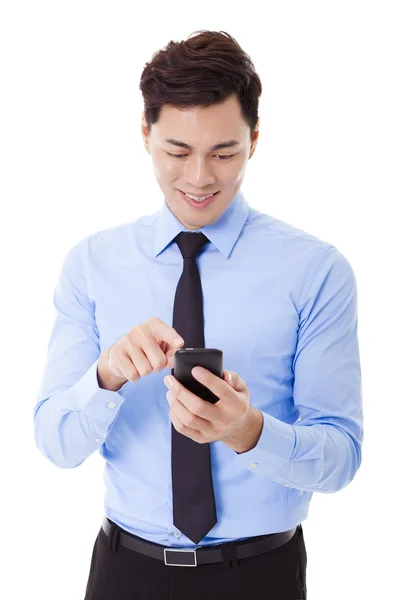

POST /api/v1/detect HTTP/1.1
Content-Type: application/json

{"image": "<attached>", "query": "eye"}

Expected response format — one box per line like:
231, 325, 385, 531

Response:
166, 152, 235, 161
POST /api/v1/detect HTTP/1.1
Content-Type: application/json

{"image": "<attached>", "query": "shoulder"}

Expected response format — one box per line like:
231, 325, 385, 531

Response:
245, 206, 356, 304
67, 212, 159, 267
245, 206, 356, 267
246, 206, 332, 250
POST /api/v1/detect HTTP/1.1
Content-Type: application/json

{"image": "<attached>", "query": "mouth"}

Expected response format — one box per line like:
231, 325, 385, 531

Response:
178, 190, 219, 209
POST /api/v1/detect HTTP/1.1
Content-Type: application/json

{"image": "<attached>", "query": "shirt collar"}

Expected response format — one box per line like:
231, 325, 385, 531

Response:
154, 189, 249, 259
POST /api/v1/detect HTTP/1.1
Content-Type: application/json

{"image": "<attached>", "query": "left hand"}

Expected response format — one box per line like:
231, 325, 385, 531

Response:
164, 367, 251, 445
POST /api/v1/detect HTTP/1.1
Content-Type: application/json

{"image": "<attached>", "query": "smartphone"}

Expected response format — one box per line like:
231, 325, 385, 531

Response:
172, 348, 223, 405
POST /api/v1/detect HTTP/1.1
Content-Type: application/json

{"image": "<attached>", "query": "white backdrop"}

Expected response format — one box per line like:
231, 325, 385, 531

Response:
1, 2, 399, 599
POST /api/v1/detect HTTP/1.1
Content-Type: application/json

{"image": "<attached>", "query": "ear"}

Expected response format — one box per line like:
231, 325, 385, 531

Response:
141, 112, 151, 154
249, 119, 260, 159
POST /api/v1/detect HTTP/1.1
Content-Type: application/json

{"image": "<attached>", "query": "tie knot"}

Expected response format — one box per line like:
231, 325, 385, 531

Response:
174, 231, 210, 259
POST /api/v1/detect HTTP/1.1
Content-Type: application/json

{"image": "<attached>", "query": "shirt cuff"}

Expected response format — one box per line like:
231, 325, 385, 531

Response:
73, 358, 129, 421
235, 410, 296, 477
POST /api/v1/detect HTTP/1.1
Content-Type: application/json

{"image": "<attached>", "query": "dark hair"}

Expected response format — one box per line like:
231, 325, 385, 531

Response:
139, 30, 262, 141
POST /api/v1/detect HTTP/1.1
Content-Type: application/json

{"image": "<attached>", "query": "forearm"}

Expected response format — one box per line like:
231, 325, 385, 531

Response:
34, 397, 104, 468
275, 422, 362, 492
33, 359, 126, 468
234, 411, 363, 493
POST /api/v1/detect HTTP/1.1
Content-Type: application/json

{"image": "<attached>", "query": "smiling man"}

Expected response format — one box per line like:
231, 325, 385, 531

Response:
34, 30, 363, 600
142, 92, 258, 231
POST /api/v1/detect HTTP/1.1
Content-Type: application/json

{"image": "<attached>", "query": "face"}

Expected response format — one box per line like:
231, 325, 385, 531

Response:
141, 93, 259, 230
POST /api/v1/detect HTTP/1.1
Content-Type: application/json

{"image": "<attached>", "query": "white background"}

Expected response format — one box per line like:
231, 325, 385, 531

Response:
1, 2, 399, 598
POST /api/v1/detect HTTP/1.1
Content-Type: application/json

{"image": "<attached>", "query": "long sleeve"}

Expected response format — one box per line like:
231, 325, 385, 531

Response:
33, 238, 129, 469
236, 245, 363, 493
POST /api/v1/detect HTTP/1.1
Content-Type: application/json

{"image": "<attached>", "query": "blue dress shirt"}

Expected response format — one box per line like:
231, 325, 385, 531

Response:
33, 190, 363, 548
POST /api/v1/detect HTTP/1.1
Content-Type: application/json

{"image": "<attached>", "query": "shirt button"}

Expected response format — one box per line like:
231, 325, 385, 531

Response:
249, 463, 258, 469
174, 531, 181, 538
107, 402, 116, 408
283, 483, 289, 487
95, 438, 101, 443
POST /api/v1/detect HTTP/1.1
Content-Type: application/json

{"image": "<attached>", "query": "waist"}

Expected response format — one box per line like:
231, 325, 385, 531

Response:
103, 490, 310, 543
102, 516, 299, 567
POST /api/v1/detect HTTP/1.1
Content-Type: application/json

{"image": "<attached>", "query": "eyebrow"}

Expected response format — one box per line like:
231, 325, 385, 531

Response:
163, 138, 240, 151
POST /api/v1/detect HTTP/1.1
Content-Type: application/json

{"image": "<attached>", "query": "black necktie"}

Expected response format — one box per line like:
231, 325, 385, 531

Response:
171, 231, 217, 544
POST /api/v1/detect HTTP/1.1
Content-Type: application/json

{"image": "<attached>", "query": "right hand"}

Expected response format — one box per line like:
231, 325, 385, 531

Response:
104, 317, 184, 384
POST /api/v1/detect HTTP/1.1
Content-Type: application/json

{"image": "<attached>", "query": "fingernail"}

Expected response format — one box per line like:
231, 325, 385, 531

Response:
174, 337, 184, 346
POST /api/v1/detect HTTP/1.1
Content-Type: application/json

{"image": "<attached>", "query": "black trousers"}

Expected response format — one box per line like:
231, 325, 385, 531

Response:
84, 520, 307, 599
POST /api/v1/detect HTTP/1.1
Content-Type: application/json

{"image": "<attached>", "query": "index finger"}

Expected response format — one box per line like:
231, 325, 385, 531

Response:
150, 317, 184, 347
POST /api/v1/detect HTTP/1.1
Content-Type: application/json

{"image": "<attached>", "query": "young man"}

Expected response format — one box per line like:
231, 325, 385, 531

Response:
34, 30, 363, 600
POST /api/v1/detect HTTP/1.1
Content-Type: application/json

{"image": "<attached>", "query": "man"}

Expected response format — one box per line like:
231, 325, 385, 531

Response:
34, 30, 363, 599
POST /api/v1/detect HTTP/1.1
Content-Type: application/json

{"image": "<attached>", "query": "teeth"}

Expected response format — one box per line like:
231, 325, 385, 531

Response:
185, 192, 214, 202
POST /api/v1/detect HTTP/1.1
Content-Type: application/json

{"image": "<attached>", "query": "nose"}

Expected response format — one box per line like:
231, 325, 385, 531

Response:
183, 156, 217, 189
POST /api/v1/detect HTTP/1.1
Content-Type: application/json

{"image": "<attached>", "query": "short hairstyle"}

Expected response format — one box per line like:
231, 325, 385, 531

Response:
139, 30, 262, 140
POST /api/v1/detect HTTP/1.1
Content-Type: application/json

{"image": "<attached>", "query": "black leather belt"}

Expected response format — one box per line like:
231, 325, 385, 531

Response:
102, 517, 298, 567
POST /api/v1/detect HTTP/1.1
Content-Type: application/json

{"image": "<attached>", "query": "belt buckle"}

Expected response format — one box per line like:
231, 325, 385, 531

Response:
163, 547, 198, 567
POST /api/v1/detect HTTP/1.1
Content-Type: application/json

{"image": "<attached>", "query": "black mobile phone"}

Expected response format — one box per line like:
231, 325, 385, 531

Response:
172, 348, 223, 405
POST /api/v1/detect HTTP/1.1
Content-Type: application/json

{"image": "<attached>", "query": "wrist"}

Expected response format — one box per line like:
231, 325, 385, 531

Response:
97, 349, 128, 392
224, 408, 263, 454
